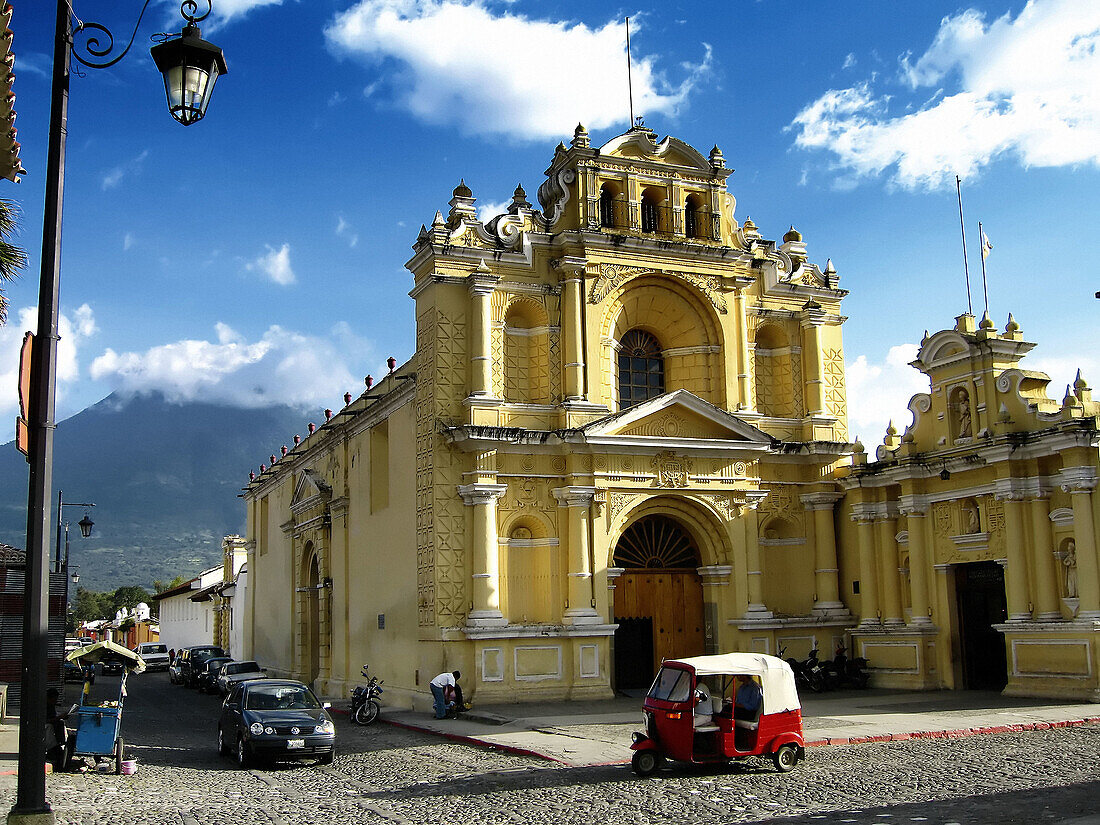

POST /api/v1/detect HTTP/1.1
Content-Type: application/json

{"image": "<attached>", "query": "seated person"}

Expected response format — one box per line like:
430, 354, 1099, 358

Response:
45, 688, 71, 771
692, 680, 713, 728
734, 674, 762, 722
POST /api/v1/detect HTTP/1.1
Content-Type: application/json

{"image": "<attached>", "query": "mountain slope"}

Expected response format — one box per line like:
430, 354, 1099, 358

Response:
0, 393, 310, 592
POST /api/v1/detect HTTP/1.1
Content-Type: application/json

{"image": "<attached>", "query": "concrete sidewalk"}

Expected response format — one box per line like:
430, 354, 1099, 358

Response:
373, 689, 1100, 766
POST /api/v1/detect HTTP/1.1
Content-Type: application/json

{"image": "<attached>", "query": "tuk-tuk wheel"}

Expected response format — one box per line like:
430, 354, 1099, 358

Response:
631, 749, 663, 777
113, 738, 125, 775
773, 744, 798, 773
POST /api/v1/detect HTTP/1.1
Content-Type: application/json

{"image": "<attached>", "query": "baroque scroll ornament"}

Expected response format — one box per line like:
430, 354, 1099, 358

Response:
652, 451, 693, 487
588, 264, 727, 313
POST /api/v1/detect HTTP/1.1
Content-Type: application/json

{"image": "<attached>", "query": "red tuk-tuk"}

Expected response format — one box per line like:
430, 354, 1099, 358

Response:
630, 652, 804, 776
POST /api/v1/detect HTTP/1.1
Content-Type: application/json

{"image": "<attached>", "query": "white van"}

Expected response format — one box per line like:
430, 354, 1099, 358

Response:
134, 642, 170, 671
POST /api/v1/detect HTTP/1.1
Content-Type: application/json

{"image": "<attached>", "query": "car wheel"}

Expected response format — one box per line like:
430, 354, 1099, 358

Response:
217, 726, 229, 756
318, 748, 334, 766
237, 736, 252, 769
773, 744, 799, 773
631, 749, 662, 777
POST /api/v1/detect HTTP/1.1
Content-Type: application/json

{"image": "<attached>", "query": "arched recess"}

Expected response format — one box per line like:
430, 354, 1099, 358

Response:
602, 275, 726, 408
684, 193, 706, 239
300, 542, 322, 687
759, 516, 813, 616
599, 181, 625, 229
640, 186, 668, 234
609, 496, 731, 689
754, 323, 799, 418
503, 298, 550, 404
501, 513, 558, 625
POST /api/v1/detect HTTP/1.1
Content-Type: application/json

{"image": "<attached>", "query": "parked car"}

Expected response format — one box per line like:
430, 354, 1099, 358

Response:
216, 660, 266, 695
133, 642, 170, 671
218, 679, 335, 768
176, 645, 226, 688
100, 656, 124, 676
196, 656, 233, 694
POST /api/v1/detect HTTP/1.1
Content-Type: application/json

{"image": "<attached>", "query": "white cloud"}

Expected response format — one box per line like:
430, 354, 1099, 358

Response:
335, 216, 359, 248
0, 304, 98, 419
789, 0, 1100, 189
476, 199, 509, 223
89, 324, 372, 410
246, 243, 296, 285
208, 0, 284, 24
845, 343, 927, 446
100, 150, 149, 191
324, 1, 711, 139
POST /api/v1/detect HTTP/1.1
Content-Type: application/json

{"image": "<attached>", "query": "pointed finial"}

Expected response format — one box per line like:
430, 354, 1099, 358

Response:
886, 420, 897, 436
921, 330, 930, 345
1075, 368, 1086, 391
431, 210, 445, 227
281, 445, 288, 457
1005, 313, 1019, 334
824, 258, 836, 275
571, 123, 590, 148
709, 145, 725, 168
980, 310, 995, 329
475, 259, 491, 274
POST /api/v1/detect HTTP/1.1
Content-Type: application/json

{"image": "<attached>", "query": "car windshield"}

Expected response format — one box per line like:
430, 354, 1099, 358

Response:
648, 667, 693, 703
142, 645, 167, 654
228, 662, 261, 674
245, 685, 320, 711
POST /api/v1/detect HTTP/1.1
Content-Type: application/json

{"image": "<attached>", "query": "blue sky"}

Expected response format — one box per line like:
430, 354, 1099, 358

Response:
1, 0, 1098, 450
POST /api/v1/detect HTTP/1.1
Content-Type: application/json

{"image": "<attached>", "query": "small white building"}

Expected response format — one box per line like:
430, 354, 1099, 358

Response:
152, 566, 227, 652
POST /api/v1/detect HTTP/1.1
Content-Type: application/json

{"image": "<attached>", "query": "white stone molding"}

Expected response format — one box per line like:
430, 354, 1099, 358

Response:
1059, 466, 1098, 493
457, 483, 508, 506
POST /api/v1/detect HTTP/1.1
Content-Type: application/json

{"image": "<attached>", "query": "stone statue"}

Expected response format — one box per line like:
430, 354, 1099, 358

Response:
964, 503, 980, 534
955, 389, 972, 438
1063, 540, 1078, 599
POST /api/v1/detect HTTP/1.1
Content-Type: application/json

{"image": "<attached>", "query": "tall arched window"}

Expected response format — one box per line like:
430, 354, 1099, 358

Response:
640, 193, 660, 233
618, 329, 664, 409
684, 194, 703, 239
599, 184, 616, 228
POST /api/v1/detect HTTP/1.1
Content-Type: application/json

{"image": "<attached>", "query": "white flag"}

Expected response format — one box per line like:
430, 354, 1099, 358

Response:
980, 227, 993, 261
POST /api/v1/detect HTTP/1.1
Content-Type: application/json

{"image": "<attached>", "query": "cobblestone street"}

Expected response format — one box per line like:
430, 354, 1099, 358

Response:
17, 674, 1100, 825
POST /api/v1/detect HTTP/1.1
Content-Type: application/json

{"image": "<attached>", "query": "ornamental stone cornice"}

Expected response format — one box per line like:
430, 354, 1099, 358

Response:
800, 491, 843, 511
897, 496, 931, 517
1059, 466, 1098, 493
457, 483, 508, 505
468, 270, 501, 295
552, 486, 599, 507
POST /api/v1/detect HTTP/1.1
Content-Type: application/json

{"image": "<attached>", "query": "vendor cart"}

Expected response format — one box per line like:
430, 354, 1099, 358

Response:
63, 640, 145, 773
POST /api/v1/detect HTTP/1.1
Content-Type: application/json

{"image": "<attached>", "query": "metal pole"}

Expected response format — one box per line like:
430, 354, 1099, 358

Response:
955, 175, 973, 316
626, 17, 634, 129
9, 0, 69, 820
53, 490, 62, 573
978, 220, 990, 318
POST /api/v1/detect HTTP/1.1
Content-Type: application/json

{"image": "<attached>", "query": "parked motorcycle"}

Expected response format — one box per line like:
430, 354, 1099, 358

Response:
779, 645, 825, 694
826, 645, 870, 690
350, 665, 384, 725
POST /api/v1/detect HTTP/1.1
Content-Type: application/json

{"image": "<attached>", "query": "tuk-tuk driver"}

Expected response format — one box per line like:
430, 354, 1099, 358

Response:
692, 681, 713, 727
734, 674, 762, 721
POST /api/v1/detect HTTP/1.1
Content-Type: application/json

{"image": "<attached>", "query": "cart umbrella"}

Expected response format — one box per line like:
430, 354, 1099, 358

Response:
65, 639, 147, 674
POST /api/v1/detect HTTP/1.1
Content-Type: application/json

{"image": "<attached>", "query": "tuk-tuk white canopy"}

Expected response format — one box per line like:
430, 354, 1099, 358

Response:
666, 652, 800, 714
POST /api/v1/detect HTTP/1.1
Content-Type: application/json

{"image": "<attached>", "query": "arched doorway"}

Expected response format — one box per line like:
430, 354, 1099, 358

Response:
955, 561, 1007, 690
612, 514, 704, 691
305, 551, 320, 687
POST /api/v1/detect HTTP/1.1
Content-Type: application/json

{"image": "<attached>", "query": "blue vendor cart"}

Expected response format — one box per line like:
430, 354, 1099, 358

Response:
63, 640, 146, 773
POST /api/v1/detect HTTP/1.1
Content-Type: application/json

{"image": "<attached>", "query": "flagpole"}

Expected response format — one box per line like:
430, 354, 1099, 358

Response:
978, 220, 990, 317
956, 175, 973, 316
626, 17, 635, 129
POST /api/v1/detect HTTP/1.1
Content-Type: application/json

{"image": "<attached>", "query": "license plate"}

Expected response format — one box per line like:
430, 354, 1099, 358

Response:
286, 739, 304, 749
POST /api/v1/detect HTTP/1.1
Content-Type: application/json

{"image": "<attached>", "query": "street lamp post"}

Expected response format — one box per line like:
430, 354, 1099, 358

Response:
10, 3, 225, 822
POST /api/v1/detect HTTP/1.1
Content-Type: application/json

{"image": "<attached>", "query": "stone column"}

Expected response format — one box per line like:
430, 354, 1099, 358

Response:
458, 483, 508, 627
743, 500, 772, 618
1062, 470, 1100, 618
997, 490, 1031, 621
557, 257, 587, 401
800, 311, 826, 416
553, 486, 601, 624
734, 289, 752, 411
852, 509, 880, 626
900, 502, 933, 626
468, 269, 499, 398
876, 504, 904, 626
800, 492, 845, 615
1030, 495, 1061, 619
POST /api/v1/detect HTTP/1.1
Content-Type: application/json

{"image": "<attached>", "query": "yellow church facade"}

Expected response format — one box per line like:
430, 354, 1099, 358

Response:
241, 125, 1100, 706
838, 313, 1100, 701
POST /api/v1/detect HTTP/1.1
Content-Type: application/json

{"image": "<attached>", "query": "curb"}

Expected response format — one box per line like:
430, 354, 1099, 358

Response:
380, 717, 569, 764
805, 717, 1098, 748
